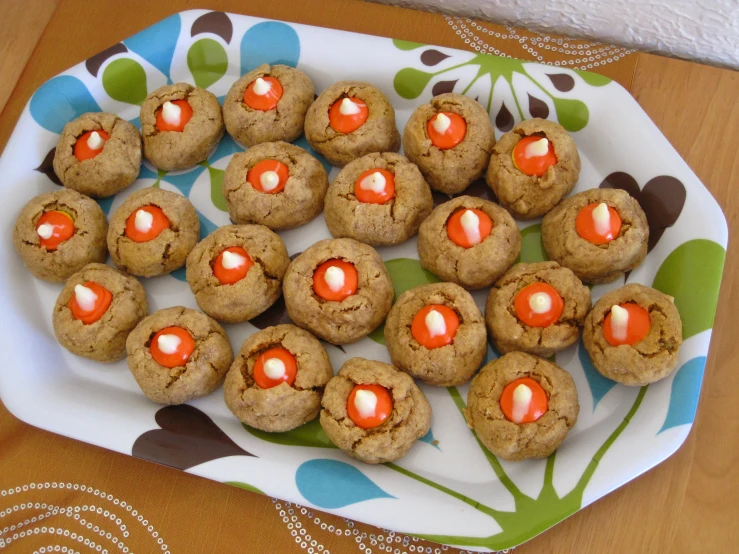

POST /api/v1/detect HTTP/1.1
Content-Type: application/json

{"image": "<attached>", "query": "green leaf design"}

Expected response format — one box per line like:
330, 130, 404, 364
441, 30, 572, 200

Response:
394, 68, 434, 100
516, 223, 548, 264
573, 69, 612, 87
652, 239, 726, 340
226, 481, 264, 495
242, 419, 336, 449
187, 38, 228, 89
552, 97, 589, 132
102, 58, 147, 105
393, 39, 425, 51
206, 164, 228, 211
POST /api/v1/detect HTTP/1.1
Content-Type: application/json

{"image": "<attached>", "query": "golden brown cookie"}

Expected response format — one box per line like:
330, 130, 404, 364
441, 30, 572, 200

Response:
13, 189, 107, 283
126, 307, 233, 405
52, 263, 148, 362
223, 64, 314, 146
324, 152, 433, 246
223, 141, 328, 230
185, 224, 290, 323
53, 112, 141, 198
582, 283, 682, 386
403, 93, 495, 194
486, 262, 591, 358
224, 324, 334, 432
141, 83, 224, 171
486, 118, 581, 219
304, 81, 400, 167
384, 282, 487, 386
282, 238, 394, 345
465, 352, 579, 461
417, 196, 521, 289
107, 187, 199, 277
320, 358, 432, 464
542, 188, 649, 284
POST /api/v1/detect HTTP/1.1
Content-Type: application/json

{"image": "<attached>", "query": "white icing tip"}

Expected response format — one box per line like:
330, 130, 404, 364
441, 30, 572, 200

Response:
425, 309, 447, 338
353, 389, 378, 419
162, 101, 182, 126
260, 170, 280, 191
511, 384, 533, 423
525, 137, 549, 158
610, 304, 629, 341
134, 209, 154, 234
157, 334, 182, 355
324, 266, 345, 292
528, 292, 552, 314
592, 202, 612, 236
74, 284, 98, 312
339, 97, 361, 115
86, 131, 105, 150
359, 171, 386, 194
432, 113, 451, 134
263, 358, 286, 380
252, 77, 272, 96
37, 223, 54, 240
221, 250, 246, 270
460, 209, 482, 246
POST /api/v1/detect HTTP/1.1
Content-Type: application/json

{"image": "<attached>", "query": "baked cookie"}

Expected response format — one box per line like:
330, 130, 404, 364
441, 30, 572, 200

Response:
53, 112, 141, 198
13, 189, 107, 282
223, 63, 314, 146
224, 324, 334, 432
542, 188, 648, 284
583, 283, 682, 386
403, 93, 495, 194
486, 118, 581, 219
304, 81, 400, 167
324, 152, 433, 246
465, 351, 579, 461
52, 263, 148, 362
486, 262, 591, 358
320, 357, 432, 464
417, 196, 521, 289
126, 307, 233, 405
141, 83, 224, 171
223, 141, 328, 230
283, 238, 393, 345
384, 282, 486, 386
186, 224, 290, 323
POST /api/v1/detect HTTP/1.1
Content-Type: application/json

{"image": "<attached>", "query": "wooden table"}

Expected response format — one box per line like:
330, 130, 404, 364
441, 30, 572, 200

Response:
1, 0, 737, 552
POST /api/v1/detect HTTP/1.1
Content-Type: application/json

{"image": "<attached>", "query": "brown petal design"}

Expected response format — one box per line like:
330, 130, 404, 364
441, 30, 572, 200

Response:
250, 252, 301, 330
599, 171, 641, 199
462, 179, 495, 202
432, 80, 457, 96
495, 102, 514, 132
35, 147, 62, 186
640, 176, 686, 252
85, 43, 128, 77
547, 73, 575, 92
420, 49, 451, 66
528, 94, 549, 119
191, 11, 233, 44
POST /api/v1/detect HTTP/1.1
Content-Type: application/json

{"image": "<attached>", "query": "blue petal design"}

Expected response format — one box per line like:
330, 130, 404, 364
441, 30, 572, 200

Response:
217, 95, 226, 106
296, 459, 394, 509
419, 428, 440, 450
658, 356, 706, 434
240, 21, 300, 75
292, 135, 332, 173
124, 14, 181, 83
197, 210, 218, 240
30, 76, 101, 134
483, 342, 499, 366
128, 116, 141, 131
161, 165, 207, 197
209, 133, 244, 164
578, 339, 617, 409
138, 164, 158, 181
169, 266, 187, 282
96, 196, 115, 216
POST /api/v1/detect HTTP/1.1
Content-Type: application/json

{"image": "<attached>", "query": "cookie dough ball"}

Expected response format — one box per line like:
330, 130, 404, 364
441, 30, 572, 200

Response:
223, 141, 328, 230
324, 152, 433, 246
403, 93, 495, 194
385, 282, 486, 386
53, 112, 142, 198
486, 262, 591, 358
283, 238, 393, 345
304, 81, 400, 167
13, 189, 107, 282
466, 352, 579, 461
52, 263, 148, 362
224, 324, 334, 432
583, 283, 682, 386
107, 188, 199, 277
186, 225, 290, 323
417, 196, 521, 289
542, 188, 648, 284
126, 307, 233, 405
320, 358, 432, 464
141, 83, 224, 171
486, 118, 581, 219
223, 64, 314, 146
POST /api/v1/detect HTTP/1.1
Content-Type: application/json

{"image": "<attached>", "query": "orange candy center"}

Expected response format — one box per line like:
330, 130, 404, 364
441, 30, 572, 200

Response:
213, 246, 254, 285
347, 384, 393, 429
603, 303, 651, 346
354, 168, 395, 204
68, 281, 113, 325
500, 377, 549, 423
150, 326, 195, 368
125, 205, 171, 243
244, 76, 283, 111
512, 136, 558, 177
36, 210, 75, 251
247, 159, 290, 194
427, 112, 466, 150
514, 283, 565, 328
74, 130, 110, 161
447, 208, 493, 248
411, 304, 460, 349
329, 97, 369, 134
576, 203, 622, 245
312, 259, 358, 302
253, 347, 298, 389
155, 100, 193, 132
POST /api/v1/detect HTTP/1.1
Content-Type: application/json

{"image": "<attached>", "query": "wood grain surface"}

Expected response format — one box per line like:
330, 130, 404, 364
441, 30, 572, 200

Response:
0, 1, 736, 552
